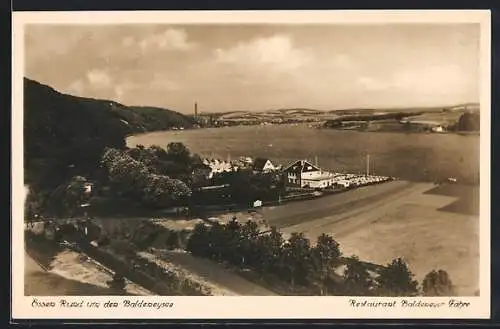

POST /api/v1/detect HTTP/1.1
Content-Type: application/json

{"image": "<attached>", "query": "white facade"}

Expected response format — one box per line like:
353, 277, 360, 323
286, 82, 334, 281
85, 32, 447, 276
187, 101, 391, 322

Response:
283, 160, 336, 188
431, 126, 445, 133
301, 173, 336, 188
203, 158, 238, 178
261, 160, 277, 172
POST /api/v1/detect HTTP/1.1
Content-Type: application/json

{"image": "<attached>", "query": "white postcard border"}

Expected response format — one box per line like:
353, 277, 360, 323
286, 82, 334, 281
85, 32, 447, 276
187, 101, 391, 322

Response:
11, 10, 492, 320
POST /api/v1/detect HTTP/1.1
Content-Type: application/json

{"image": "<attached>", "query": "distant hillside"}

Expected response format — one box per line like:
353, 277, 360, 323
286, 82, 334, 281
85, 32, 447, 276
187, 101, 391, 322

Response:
121, 106, 195, 132
24, 78, 193, 190
214, 108, 328, 122
329, 103, 480, 115
207, 104, 480, 122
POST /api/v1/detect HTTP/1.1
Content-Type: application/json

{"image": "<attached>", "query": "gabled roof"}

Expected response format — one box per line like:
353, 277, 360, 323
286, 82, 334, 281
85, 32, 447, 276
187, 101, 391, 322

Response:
253, 157, 273, 171
282, 160, 320, 173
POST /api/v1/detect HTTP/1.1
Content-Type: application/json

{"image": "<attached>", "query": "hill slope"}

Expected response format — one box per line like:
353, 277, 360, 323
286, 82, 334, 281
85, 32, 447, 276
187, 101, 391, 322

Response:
23, 78, 193, 190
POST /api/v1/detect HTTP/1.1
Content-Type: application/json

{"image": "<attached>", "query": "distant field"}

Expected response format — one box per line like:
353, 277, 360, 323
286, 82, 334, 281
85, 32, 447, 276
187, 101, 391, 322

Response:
408, 111, 464, 126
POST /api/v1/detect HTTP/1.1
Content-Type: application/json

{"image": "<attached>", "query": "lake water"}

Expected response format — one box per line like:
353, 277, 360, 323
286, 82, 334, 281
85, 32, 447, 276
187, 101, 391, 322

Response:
127, 124, 480, 184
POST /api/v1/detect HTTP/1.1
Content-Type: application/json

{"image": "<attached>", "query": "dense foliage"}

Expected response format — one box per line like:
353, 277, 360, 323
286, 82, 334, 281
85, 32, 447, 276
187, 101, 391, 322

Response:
422, 269, 455, 296
186, 219, 429, 296
209, 170, 285, 205
375, 258, 420, 296
24, 79, 194, 189
24, 78, 127, 191
100, 146, 194, 208
456, 112, 480, 131
24, 78, 196, 217
342, 256, 375, 295
186, 220, 343, 294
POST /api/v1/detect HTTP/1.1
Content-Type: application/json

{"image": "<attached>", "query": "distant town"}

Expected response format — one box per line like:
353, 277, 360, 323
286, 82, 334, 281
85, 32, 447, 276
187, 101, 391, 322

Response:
175, 101, 481, 135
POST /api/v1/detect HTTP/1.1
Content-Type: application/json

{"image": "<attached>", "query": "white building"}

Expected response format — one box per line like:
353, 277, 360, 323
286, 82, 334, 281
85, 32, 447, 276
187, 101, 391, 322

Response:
202, 158, 238, 178
431, 125, 445, 133
253, 158, 278, 173
282, 160, 336, 188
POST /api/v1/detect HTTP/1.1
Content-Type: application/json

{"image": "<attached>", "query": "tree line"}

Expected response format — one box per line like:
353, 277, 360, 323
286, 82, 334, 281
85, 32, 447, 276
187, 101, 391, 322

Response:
186, 219, 455, 296
26, 141, 286, 219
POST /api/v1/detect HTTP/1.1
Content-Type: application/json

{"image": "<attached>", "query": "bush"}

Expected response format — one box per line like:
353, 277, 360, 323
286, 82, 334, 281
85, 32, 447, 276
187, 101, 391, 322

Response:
375, 258, 419, 296
422, 269, 455, 296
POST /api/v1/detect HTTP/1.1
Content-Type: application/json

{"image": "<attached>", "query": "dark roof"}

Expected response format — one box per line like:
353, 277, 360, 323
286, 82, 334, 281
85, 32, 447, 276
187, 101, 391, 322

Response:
253, 157, 271, 171
283, 160, 320, 173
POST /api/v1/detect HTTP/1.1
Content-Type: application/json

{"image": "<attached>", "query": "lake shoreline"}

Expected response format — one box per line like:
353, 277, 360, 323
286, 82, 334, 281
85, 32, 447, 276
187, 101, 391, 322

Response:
127, 124, 479, 185
317, 126, 480, 136
127, 122, 480, 141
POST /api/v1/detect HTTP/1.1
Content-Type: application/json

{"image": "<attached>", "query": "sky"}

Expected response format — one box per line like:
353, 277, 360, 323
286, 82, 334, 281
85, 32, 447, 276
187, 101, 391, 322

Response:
25, 24, 480, 114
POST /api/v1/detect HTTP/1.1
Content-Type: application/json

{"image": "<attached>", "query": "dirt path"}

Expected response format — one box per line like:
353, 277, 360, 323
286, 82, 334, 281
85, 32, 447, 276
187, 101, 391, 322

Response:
24, 251, 115, 296
25, 250, 153, 296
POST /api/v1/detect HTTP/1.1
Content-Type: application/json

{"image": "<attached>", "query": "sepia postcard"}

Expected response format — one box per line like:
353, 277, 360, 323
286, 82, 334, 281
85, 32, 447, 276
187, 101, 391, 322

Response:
12, 10, 491, 320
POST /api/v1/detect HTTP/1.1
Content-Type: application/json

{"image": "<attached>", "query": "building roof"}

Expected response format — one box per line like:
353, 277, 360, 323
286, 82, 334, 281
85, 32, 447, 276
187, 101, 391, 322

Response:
253, 157, 273, 171
283, 160, 321, 173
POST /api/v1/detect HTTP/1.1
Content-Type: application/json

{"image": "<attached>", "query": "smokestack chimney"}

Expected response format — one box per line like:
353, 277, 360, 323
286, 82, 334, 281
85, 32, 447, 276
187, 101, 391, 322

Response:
194, 102, 198, 117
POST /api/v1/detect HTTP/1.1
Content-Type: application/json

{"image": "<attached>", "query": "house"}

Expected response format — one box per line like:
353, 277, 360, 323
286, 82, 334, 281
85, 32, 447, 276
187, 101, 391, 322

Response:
83, 182, 93, 195
282, 160, 336, 188
431, 125, 445, 133
202, 158, 238, 178
253, 157, 277, 173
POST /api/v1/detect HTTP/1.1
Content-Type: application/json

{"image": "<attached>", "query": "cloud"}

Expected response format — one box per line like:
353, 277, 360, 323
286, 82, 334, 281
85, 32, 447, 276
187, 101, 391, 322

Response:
330, 54, 354, 68
355, 64, 472, 101
392, 64, 469, 92
123, 28, 196, 52
214, 34, 312, 72
358, 76, 388, 91
151, 76, 180, 91
86, 69, 112, 88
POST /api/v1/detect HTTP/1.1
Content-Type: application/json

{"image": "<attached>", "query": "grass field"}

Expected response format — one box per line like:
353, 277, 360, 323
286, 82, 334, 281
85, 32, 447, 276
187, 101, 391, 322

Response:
277, 182, 479, 296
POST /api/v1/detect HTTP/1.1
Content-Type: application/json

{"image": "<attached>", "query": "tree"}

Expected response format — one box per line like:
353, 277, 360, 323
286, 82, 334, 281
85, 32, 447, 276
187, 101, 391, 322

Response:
186, 223, 210, 257
101, 147, 192, 208
343, 256, 375, 296
310, 234, 342, 295
167, 142, 191, 163
375, 258, 419, 296
239, 220, 260, 267
223, 218, 244, 265
457, 112, 480, 131
281, 232, 312, 287
44, 176, 90, 218
422, 269, 455, 296
142, 174, 191, 207
101, 148, 150, 198
256, 226, 284, 275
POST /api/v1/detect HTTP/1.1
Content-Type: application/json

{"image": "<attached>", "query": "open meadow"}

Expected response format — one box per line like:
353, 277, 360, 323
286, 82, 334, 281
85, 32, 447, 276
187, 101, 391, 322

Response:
278, 182, 479, 296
